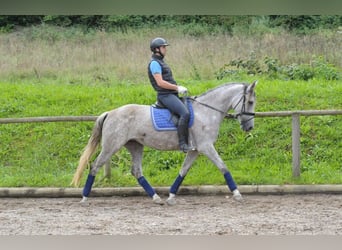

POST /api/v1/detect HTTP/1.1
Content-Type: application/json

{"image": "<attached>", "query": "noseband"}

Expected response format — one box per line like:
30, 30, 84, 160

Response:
190, 85, 255, 124
229, 85, 255, 125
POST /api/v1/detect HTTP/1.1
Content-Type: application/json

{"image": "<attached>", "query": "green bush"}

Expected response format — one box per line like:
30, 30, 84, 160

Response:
1, 15, 341, 35
269, 15, 342, 34
311, 56, 341, 80
216, 54, 341, 81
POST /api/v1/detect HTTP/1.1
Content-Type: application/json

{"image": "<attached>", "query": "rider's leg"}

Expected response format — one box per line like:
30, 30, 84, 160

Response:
177, 117, 194, 152
158, 94, 194, 152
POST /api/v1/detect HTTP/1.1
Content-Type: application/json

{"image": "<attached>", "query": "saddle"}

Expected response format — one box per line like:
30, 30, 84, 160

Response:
150, 97, 194, 131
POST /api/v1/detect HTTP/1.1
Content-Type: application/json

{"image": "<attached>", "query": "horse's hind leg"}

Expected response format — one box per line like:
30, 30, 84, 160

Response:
166, 150, 199, 206
104, 160, 111, 178
95, 160, 112, 185
80, 150, 114, 202
125, 141, 163, 205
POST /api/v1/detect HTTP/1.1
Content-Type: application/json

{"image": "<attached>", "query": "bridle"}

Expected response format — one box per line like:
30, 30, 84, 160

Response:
189, 85, 255, 124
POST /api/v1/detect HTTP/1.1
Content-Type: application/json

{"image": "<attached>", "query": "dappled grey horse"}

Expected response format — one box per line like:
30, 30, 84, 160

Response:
71, 81, 257, 205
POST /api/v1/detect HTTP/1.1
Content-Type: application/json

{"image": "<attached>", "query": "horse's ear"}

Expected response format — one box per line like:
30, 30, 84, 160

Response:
248, 80, 258, 92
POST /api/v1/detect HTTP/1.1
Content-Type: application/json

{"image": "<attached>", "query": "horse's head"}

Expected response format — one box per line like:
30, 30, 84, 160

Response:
233, 81, 257, 132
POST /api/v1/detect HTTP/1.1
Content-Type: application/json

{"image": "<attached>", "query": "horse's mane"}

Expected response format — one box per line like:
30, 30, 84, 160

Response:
195, 82, 246, 98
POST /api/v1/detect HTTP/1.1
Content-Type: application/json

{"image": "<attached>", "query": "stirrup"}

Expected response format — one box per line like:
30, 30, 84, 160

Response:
179, 144, 196, 153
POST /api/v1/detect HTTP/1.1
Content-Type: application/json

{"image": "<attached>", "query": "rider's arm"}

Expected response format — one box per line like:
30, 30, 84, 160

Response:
150, 61, 178, 91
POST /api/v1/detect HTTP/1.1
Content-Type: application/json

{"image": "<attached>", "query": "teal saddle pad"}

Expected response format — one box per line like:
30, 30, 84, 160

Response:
150, 98, 194, 131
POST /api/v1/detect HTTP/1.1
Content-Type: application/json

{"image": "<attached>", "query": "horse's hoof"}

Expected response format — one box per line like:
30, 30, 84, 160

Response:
166, 197, 177, 206
80, 196, 89, 205
153, 195, 164, 205
233, 193, 243, 202
232, 189, 243, 202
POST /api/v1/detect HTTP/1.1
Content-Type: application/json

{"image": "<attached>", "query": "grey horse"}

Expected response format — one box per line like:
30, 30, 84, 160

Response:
71, 81, 257, 205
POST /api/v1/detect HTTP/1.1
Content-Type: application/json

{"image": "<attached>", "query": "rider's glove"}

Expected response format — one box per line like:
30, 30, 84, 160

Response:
177, 86, 188, 94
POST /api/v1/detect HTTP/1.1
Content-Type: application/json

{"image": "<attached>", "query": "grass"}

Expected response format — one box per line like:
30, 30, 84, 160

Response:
0, 25, 341, 83
0, 25, 341, 188
0, 78, 341, 187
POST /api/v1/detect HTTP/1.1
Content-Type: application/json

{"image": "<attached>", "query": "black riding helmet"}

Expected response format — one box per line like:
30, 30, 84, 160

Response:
150, 37, 169, 52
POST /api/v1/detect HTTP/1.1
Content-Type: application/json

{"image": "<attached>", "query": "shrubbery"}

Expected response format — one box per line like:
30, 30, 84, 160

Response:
1, 15, 341, 35
216, 52, 341, 81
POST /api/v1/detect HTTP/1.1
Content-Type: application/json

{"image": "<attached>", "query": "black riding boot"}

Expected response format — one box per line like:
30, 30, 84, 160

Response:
177, 118, 195, 153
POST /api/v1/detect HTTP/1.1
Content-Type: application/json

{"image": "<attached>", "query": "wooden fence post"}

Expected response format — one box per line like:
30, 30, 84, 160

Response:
292, 113, 301, 177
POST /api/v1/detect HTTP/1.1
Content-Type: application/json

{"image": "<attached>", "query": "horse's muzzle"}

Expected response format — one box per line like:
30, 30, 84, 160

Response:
240, 114, 255, 132
244, 126, 254, 132
241, 123, 254, 132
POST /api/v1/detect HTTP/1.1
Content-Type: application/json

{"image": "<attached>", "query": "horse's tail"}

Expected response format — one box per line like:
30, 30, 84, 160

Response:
71, 112, 108, 187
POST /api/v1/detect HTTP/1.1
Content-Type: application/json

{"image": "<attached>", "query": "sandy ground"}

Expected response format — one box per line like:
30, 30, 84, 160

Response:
0, 194, 341, 235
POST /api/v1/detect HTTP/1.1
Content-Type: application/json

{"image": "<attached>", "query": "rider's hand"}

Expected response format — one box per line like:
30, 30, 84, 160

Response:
177, 86, 188, 94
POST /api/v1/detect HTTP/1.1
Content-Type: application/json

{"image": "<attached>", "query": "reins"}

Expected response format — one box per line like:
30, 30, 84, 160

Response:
188, 85, 255, 121
188, 96, 235, 118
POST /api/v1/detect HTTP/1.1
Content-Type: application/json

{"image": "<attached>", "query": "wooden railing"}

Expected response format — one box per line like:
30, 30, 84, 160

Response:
255, 110, 342, 177
1, 109, 342, 177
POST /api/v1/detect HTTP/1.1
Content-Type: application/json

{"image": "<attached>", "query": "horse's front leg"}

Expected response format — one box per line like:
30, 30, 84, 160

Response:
202, 144, 243, 202
166, 150, 199, 205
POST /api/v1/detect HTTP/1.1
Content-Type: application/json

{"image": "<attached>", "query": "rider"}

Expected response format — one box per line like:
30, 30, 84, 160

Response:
147, 37, 195, 153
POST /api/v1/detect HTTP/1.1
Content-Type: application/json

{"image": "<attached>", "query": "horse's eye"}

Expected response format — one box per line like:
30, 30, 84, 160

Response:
248, 101, 254, 105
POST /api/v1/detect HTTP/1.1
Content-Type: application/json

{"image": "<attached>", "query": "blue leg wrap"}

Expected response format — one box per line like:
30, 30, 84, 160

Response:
82, 174, 95, 197
138, 176, 155, 197
170, 174, 184, 194
224, 172, 237, 192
